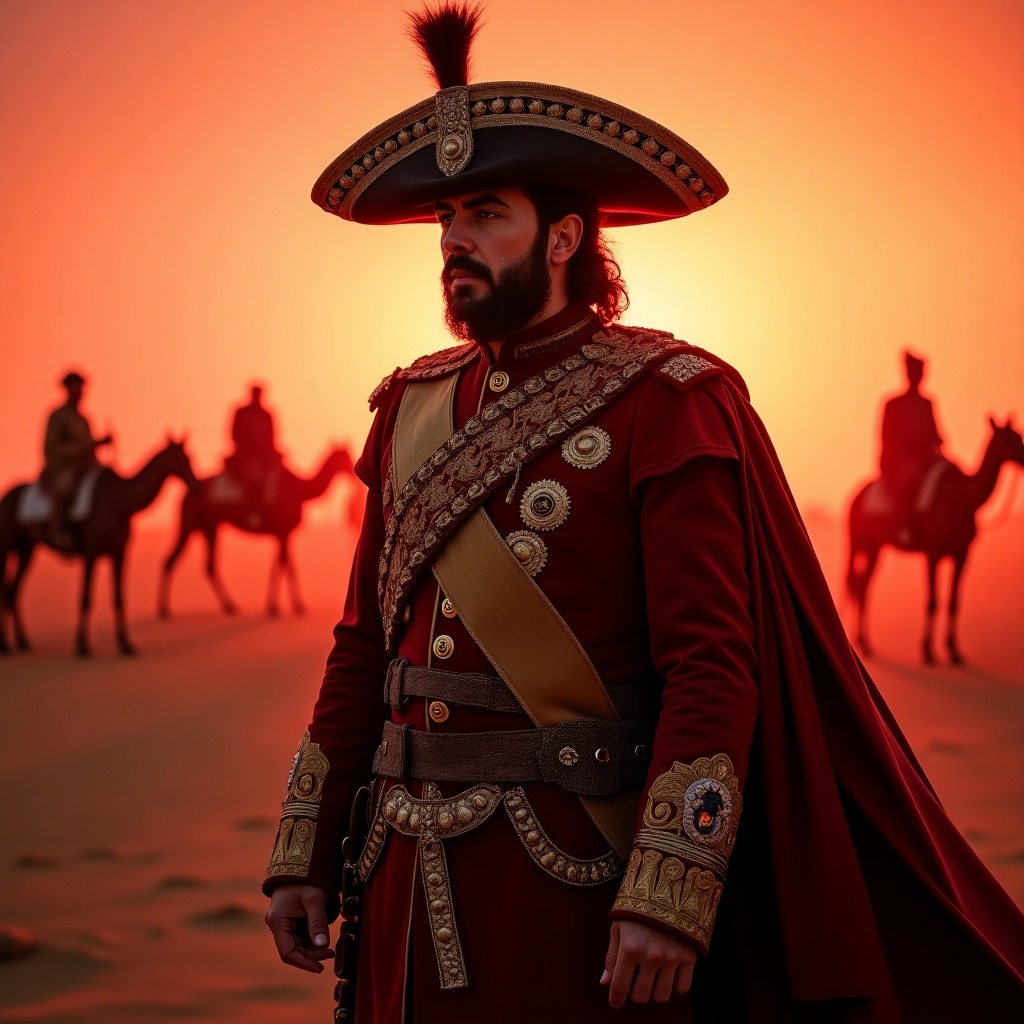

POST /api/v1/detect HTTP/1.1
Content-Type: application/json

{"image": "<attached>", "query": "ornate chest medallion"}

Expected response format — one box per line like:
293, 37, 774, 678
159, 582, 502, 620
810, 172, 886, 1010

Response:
506, 530, 548, 576
519, 479, 571, 531
562, 426, 611, 469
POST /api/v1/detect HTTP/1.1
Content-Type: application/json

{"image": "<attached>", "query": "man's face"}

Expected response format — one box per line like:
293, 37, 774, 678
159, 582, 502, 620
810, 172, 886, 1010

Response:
435, 188, 552, 345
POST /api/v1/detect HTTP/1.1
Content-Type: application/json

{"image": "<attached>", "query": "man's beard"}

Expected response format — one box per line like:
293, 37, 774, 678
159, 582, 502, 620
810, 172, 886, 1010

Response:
441, 228, 552, 345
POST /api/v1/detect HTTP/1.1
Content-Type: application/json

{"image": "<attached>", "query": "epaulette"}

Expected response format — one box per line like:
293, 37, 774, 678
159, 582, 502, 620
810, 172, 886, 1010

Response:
651, 342, 749, 400
368, 342, 480, 410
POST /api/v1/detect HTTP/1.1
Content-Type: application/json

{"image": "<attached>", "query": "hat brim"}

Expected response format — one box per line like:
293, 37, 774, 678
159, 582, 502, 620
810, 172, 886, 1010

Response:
312, 82, 727, 227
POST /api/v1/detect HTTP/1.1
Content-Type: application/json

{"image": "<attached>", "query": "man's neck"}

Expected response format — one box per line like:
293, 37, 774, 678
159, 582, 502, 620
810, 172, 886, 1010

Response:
485, 295, 572, 359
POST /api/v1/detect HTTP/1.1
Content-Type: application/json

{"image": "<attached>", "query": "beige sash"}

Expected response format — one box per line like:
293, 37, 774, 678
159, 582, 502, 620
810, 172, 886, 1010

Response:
391, 375, 641, 858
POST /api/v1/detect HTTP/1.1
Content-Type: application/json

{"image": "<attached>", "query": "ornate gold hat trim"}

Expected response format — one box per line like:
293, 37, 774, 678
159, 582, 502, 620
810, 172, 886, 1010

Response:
314, 81, 724, 221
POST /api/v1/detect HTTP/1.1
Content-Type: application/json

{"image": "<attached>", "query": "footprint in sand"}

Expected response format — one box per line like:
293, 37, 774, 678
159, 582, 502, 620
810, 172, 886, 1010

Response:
78, 846, 160, 864
155, 874, 208, 891
187, 902, 261, 929
0, 944, 110, 1010
926, 738, 969, 754
12, 853, 59, 870
233, 815, 277, 831
0, 926, 38, 962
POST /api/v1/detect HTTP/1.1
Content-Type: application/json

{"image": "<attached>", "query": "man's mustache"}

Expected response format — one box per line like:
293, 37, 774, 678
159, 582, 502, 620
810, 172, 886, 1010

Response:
442, 255, 494, 288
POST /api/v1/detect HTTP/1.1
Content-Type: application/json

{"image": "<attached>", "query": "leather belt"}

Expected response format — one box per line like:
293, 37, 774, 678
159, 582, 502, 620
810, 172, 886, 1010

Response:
385, 657, 659, 720
372, 718, 654, 797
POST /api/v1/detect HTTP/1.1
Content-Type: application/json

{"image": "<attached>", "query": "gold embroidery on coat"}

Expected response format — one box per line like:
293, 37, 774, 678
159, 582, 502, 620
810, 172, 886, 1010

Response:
658, 352, 715, 386
612, 754, 740, 947
379, 329, 681, 649
504, 788, 622, 885
358, 783, 625, 988
265, 731, 330, 878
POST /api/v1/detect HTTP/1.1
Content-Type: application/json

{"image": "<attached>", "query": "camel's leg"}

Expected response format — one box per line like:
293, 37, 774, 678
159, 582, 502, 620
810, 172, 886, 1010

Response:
922, 556, 939, 665
0, 547, 13, 654
76, 557, 97, 657
113, 549, 137, 656
158, 520, 195, 620
0, 550, 8, 655
279, 535, 306, 616
7, 543, 37, 652
852, 544, 880, 658
203, 526, 237, 615
946, 551, 969, 666
266, 547, 282, 618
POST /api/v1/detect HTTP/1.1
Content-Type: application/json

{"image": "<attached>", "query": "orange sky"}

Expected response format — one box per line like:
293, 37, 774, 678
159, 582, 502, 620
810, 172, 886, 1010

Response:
1, 0, 1022, 523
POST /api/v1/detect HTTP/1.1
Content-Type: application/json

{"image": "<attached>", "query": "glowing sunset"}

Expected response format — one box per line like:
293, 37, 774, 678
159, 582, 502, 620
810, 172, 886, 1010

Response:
1, 2, 1022, 1020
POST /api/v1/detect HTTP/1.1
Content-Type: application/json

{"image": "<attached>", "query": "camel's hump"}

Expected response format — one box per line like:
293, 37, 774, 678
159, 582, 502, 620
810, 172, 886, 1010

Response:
368, 343, 480, 411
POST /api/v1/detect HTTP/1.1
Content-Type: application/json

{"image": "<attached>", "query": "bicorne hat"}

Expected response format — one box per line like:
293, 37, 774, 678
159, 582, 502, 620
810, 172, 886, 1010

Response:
312, 3, 727, 227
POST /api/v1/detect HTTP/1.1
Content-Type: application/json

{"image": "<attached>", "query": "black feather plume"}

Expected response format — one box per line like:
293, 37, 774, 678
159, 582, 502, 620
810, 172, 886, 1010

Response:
407, 2, 485, 90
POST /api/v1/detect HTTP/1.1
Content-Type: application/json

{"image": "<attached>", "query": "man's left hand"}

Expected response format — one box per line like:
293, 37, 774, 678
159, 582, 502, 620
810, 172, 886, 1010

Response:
601, 919, 698, 1007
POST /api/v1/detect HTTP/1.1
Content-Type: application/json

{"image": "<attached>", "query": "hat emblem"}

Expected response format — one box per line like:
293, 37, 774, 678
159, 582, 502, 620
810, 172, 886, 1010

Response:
436, 86, 474, 176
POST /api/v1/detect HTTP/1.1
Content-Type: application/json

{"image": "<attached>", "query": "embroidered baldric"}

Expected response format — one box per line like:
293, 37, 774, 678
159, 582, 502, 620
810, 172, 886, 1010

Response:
387, 329, 681, 860
379, 328, 682, 652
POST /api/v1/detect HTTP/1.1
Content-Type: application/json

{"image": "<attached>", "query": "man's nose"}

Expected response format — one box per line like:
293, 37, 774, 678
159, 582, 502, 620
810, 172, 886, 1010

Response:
441, 220, 473, 255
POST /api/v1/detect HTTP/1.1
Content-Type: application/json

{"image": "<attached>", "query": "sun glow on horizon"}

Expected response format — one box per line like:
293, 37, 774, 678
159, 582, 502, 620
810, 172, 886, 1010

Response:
1, 0, 1022, 528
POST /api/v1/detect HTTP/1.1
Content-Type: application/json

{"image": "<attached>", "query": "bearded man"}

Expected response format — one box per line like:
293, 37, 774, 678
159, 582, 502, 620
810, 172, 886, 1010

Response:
263, 6, 1024, 1022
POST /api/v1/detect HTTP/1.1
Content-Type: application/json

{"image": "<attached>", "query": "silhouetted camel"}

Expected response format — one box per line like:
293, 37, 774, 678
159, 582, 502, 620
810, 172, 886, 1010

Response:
158, 446, 353, 618
0, 439, 197, 656
847, 417, 1024, 664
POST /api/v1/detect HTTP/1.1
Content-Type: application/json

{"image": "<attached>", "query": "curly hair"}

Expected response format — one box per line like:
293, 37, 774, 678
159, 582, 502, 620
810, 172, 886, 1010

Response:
524, 187, 629, 324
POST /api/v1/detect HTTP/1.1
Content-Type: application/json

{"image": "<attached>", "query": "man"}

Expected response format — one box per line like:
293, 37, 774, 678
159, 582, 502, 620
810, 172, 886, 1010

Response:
264, 6, 1024, 1021
879, 352, 944, 542
224, 383, 283, 515
39, 370, 112, 548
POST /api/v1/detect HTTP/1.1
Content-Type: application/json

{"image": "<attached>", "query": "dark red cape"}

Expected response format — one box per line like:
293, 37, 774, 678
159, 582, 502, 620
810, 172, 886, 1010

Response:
699, 357, 1024, 1017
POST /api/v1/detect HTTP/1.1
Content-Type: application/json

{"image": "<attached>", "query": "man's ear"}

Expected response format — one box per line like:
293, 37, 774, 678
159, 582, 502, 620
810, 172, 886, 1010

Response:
549, 214, 584, 266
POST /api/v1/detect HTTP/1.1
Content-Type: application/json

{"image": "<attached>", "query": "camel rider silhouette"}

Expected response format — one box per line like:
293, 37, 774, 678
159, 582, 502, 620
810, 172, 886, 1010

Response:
879, 351, 943, 544
224, 384, 283, 521
39, 370, 113, 550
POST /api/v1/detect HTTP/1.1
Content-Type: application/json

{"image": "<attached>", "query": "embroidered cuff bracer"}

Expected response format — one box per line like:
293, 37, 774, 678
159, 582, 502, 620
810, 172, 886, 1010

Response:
611, 754, 741, 952
266, 731, 329, 879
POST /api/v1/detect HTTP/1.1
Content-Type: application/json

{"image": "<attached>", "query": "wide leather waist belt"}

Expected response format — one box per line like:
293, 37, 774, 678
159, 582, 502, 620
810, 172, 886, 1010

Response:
372, 717, 654, 797
385, 657, 659, 719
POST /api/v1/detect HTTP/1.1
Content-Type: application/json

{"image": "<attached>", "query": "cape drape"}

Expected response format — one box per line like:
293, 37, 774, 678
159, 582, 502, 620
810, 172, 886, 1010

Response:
701, 365, 1024, 1016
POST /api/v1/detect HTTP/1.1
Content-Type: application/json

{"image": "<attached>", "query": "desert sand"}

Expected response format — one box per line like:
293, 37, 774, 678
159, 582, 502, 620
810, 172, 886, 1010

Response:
1, 511, 1022, 1023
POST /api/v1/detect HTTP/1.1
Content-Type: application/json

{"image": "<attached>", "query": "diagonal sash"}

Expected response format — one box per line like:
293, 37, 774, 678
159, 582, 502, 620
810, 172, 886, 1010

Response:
388, 332, 679, 857
379, 328, 680, 651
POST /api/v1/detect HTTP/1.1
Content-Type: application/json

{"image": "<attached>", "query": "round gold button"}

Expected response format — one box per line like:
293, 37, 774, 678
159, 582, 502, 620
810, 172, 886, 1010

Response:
489, 370, 510, 392
428, 700, 450, 723
441, 597, 457, 619
432, 634, 455, 660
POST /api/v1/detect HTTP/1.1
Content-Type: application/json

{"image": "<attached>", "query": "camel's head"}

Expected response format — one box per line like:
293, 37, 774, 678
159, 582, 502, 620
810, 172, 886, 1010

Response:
988, 415, 1024, 467
327, 445, 354, 476
163, 433, 200, 490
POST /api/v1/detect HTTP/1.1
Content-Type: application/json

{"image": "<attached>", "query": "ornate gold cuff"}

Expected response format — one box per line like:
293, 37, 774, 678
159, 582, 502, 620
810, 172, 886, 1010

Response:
266, 731, 330, 878
612, 754, 741, 950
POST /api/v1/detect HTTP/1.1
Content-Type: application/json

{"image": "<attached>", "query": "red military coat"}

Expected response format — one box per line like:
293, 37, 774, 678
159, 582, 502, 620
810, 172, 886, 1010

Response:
265, 303, 1024, 1023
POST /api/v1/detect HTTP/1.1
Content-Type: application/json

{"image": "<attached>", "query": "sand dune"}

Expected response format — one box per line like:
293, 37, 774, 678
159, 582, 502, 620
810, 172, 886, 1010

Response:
0, 516, 1021, 1021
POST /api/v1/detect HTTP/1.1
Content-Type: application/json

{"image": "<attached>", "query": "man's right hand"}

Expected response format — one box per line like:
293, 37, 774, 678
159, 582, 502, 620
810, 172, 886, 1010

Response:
265, 884, 335, 973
